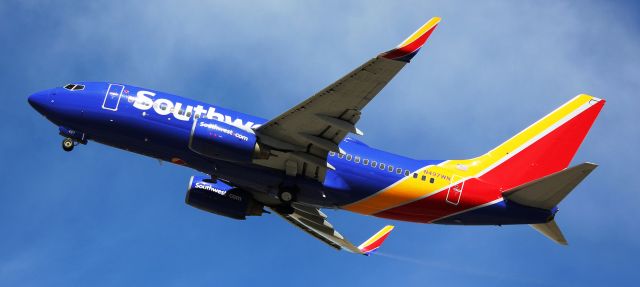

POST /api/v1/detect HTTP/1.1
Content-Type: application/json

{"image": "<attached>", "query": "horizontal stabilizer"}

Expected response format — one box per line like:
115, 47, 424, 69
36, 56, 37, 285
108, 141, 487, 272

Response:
530, 219, 568, 245
503, 162, 598, 210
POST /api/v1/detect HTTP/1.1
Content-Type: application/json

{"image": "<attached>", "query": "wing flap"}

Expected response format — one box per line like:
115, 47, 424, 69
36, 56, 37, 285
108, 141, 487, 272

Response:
273, 203, 362, 253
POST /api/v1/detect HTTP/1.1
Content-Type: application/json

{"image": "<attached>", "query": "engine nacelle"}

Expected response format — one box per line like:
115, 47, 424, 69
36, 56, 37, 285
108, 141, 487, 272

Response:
188, 119, 267, 162
185, 176, 263, 220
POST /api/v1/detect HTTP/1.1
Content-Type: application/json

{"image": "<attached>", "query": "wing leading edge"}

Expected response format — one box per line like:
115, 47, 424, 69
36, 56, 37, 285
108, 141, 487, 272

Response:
254, 17, 441, 181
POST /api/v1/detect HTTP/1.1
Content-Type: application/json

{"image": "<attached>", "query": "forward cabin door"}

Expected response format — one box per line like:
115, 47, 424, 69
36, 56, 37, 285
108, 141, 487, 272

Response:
102, 84, 124, 111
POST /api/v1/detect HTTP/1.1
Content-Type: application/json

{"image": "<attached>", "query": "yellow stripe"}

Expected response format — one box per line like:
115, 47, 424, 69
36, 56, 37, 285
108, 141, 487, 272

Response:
439, 94, 595, 176
398, 17, 441, 48
344, 94, 597, 215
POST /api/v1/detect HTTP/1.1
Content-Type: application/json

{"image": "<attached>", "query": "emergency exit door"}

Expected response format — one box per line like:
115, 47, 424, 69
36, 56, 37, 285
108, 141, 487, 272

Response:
446, 175, 464, 205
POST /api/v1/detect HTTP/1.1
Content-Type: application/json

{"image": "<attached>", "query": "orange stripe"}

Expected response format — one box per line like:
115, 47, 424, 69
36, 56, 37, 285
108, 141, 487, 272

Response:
344, 165, 453, 214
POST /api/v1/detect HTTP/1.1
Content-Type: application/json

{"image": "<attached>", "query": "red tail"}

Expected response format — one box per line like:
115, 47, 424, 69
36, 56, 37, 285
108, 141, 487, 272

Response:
476, 95, 604, 189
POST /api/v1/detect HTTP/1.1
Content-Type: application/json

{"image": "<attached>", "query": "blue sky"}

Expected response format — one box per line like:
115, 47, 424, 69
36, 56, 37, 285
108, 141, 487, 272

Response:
1, 0, 639, 286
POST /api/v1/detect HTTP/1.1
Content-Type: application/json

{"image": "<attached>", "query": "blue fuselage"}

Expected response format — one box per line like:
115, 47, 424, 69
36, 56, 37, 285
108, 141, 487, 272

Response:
28, 82, 553, 225
28, 82, 425, 205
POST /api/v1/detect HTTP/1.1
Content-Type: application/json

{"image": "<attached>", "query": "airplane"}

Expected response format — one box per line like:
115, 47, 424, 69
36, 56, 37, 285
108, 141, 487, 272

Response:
28, 17, 605, 255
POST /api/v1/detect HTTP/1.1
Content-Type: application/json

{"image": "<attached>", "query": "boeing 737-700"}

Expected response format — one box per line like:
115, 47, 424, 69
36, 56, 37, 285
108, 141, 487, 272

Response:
28, 17, 605, 255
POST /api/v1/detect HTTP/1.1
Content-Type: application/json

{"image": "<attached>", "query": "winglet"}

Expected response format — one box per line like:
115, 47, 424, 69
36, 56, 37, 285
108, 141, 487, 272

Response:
380, 17, 441, 62
357, 225, 395, 256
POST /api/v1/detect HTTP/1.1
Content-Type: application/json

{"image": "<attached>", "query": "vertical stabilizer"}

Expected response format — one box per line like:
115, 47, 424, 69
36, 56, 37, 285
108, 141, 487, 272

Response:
440, 95, 605, 191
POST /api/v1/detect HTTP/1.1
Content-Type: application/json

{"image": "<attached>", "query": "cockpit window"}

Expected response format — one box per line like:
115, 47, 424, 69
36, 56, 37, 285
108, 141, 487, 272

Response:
63, 84, 85, 91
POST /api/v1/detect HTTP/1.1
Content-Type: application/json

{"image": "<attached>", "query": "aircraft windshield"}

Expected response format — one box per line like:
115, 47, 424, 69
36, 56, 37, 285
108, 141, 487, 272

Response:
63, 84, 85, 91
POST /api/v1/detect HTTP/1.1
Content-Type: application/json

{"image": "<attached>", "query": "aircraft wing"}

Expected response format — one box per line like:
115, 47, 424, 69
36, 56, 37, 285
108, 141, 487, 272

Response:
255, 17, 441, 181
272, 203, 394, 255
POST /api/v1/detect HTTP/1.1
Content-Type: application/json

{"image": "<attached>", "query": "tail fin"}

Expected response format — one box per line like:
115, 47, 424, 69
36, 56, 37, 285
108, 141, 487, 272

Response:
446, 94, 605, 190
358, 225, 394, 256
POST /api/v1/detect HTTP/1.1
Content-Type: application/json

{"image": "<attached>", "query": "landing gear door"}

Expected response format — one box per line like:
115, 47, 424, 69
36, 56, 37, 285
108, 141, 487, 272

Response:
446, 175, 464, 205
102, 84, 124, 111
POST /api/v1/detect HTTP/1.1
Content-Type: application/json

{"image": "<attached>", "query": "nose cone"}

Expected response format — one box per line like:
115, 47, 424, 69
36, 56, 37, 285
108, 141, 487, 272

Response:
28, 89, 52, 115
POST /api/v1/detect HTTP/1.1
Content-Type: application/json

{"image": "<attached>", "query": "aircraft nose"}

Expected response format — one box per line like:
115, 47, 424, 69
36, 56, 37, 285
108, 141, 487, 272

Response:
28, 89, 52, 115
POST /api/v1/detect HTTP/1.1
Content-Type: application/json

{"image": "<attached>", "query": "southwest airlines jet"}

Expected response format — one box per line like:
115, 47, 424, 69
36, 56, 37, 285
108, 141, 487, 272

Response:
28, 17, 605, 255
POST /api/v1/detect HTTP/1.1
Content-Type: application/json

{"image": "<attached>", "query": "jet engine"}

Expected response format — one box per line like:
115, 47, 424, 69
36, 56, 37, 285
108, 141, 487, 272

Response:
188, 119, 268, 163
185, 176, 264, 220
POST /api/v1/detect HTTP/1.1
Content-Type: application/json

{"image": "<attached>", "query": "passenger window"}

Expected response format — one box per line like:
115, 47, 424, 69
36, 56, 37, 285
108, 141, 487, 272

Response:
346, 154, 352, 161
388, 165, 394, 172
354, 156, 360, 163
329, 151, 336, 156
404, 170, 410, 176
379, 163, 385, 170
430, 178, 435, 184
363, 159, 369, 165
413, 173, 418, 179
371, 161, 377, 168
396, 168, 402, 174
421, 175, 427, 181
338, 153, 344, 159
194, 113, 201, 119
